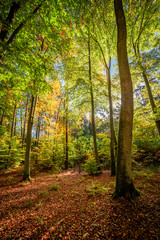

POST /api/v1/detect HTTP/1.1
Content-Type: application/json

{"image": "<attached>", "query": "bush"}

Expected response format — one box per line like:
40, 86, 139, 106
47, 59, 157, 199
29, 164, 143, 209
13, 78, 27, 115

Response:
84, 157, 102, 175
0, 134, 24, 170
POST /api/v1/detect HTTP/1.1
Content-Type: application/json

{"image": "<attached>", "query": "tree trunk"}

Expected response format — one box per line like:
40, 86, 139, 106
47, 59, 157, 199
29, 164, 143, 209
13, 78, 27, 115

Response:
10, 100, 17, 139
133, 44, 160, 136
22, 95, 37, 181
88, 30, 100, 165
64, 86, 69, 170
107, 58, 116, 176
22, 93, 29, 148
9, 100, 17, 152
36, 112, 43, 148
20, 109, 23, 137
91, 35, 117, 175
142, 70, 160, 135
0, 109, 4, 126
113, 0, 139, 199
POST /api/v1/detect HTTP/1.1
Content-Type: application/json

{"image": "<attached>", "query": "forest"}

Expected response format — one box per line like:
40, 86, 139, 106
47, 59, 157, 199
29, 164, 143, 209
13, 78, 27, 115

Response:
0, 0, 160, 239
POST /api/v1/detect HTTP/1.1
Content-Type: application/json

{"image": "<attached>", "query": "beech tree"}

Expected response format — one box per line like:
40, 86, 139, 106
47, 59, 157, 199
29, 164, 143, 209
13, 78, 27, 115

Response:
113, 0, 139, 199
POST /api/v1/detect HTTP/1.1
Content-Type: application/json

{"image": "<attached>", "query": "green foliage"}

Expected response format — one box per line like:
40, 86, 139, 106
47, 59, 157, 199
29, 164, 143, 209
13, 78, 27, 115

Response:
84, 157, 102, 175
85, 183, 110, 197
32, 139, 63, 172
97, 133, 110, 167
40, 190, 49, 196
69, 136, 92, 168
49, 184, 59, 191
0, 134, 24, 170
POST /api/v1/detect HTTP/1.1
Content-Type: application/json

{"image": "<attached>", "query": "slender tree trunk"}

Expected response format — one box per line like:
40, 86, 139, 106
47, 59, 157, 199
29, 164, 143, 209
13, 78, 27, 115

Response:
91, 35, 117, 175
64, 87, 69, 170
133, 46, 160, 135
113, 0, 139, 199
22, 93, 29, 148
10, 100, 17, 140
107, 59, 116, 176
65, 108, 69, 170
36, 112, 43, 148
9, 100, 17, 154
14, 116, 17, 136
0, 109, 4, 126
142, 69, 160, 135
20, 109, 23, 137
88, 30, 100, 165
22, 95, 38, 181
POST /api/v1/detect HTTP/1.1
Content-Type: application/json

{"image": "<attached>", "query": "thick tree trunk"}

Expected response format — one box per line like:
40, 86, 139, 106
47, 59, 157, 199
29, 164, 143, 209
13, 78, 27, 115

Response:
23, 95, 37, 181
113, 0, 139, 199
88, 30, 100, 165
22, 93, 29, 148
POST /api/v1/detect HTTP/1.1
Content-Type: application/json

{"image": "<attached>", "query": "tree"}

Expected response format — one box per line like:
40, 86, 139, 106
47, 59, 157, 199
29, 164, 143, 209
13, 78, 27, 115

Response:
23, 95, 38, 181
88, 29, 100, 166
113, 0, 139, 199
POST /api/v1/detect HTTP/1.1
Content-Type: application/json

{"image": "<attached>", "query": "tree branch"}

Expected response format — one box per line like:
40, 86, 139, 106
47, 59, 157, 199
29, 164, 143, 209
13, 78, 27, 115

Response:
7, 4, 42, 45
0, 1, 21, 41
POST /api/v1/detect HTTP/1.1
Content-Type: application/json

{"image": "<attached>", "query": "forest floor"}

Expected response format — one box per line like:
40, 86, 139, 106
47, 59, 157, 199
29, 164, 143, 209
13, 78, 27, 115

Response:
0, 167, 160, 240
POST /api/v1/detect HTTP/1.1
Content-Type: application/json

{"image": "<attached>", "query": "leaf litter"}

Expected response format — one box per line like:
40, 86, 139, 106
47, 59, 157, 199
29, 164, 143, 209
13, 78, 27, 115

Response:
0, 169, 159, 239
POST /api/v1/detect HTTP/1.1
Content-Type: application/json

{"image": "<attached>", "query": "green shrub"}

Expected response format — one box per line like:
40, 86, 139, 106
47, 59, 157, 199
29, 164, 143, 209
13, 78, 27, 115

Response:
0, 134, 24, 170
84, 158, 102, 175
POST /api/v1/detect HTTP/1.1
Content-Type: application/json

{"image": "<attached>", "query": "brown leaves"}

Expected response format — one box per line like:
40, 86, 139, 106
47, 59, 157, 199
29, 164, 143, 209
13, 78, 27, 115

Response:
0, 170, 159, 239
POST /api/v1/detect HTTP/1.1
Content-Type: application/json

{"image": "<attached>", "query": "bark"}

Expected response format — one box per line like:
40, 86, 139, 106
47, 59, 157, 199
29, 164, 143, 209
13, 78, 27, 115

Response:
22, 95, 38, 181
22, 93, 29, 148
113, 0, 139, 199
88, 30, 100, 165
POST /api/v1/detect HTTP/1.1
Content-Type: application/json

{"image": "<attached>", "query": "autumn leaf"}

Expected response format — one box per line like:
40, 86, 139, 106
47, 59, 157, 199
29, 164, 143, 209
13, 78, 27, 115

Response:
60, 30, 66, 36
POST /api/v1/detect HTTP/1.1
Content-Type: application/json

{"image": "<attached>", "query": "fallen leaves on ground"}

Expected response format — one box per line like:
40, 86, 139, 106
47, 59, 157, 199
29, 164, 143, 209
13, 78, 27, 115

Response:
0, 169, 159, 239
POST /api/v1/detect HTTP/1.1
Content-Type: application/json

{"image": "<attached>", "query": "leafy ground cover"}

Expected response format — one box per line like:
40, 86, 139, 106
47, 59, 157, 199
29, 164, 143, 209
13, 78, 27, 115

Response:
0, 168, 160, 239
